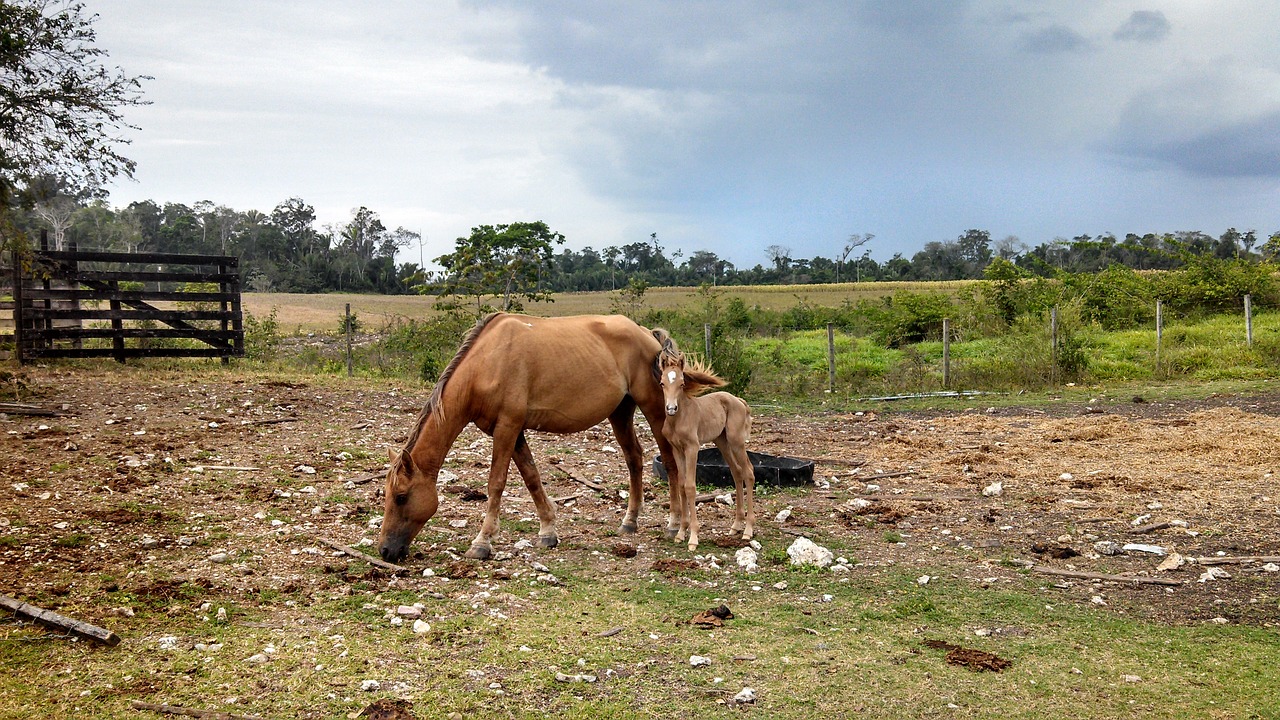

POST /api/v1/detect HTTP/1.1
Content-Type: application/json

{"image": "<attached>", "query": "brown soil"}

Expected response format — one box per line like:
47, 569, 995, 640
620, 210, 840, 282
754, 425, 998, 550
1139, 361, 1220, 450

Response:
2, 367, 1280, 632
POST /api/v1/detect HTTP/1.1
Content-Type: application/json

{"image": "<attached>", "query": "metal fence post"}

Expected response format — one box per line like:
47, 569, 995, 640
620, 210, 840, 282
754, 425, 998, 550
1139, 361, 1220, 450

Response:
826, 322, 836, 394
1155, 299, 1162, 368
1245, 294, 1253, 347
345, 303, 353, 377
942, 317, 951, 389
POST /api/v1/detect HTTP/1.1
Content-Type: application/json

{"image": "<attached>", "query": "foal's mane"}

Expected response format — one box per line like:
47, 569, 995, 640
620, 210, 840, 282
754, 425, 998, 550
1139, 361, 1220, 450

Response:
651, 327, 726, 397
403, 312, 503, 449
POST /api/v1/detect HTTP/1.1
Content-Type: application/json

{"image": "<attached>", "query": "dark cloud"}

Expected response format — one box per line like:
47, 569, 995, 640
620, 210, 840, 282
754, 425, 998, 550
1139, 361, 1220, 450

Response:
1115, 112, 1280, 178
1113, 10, 1170, 43
1020, 24, 1089, 54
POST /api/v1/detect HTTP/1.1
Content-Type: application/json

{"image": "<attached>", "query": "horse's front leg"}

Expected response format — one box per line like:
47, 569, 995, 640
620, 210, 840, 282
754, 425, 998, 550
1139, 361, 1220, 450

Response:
511, 432, 558, 549
678, 444, 701, 551
464, 424, 520, 560
608, 401, 644, 535
724, 444, 756, 541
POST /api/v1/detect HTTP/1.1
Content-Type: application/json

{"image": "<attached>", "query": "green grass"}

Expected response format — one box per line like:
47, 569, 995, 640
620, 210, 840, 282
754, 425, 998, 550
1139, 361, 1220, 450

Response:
5, 561, 1278, 718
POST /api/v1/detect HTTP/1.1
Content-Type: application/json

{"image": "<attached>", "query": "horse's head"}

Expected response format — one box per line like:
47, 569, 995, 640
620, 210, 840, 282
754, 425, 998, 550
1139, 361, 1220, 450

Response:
657, 352, 686, 416
378, 447, 440, 563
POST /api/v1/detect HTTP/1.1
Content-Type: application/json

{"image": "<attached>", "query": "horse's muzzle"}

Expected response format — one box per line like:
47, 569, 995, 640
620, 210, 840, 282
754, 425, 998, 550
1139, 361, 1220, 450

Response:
379, 539, 408, 563
666, 404, 679, 416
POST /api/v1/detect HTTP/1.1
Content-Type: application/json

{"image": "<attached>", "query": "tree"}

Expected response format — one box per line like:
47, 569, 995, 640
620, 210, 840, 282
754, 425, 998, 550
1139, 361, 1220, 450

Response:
432, 221, 565, 319
838, 233, 872, 283
0, 1, 149, 202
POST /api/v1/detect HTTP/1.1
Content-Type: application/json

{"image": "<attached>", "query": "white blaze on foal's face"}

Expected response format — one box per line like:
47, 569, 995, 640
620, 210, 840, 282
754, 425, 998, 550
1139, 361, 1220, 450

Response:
663, 368, 681, 415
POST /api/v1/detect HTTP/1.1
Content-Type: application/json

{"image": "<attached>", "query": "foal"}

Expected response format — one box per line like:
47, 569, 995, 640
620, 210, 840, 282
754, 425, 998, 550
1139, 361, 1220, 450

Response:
654, 341, 756, 552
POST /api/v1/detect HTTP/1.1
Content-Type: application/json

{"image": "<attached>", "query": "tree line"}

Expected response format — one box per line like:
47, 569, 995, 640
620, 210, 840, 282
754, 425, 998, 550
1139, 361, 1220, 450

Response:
9, 193, 1280, 297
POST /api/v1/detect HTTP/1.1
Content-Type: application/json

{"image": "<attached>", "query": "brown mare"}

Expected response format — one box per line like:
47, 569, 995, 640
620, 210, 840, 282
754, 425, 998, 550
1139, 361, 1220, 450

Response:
378, 313, 685, 562
652, 330, 756, 552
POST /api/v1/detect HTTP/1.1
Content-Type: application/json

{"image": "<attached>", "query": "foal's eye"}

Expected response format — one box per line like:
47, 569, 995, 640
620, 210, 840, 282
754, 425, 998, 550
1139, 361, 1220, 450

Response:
394, 493, 408, 506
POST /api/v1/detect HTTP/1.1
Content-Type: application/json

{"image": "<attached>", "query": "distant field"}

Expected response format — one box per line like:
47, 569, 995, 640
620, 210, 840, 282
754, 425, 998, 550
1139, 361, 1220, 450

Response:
244, 280, 973, 334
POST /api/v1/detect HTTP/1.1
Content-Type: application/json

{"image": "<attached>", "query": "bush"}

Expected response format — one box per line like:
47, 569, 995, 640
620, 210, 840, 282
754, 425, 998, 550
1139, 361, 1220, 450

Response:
1154, 256, 1279, 315
1063, 264, 1154, 329
866, 291, 954, 348
243, 308, 281, 361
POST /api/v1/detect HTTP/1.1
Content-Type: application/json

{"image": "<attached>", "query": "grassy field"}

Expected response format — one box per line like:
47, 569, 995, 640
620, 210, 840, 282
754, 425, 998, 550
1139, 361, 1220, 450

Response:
242, 281, 972, 335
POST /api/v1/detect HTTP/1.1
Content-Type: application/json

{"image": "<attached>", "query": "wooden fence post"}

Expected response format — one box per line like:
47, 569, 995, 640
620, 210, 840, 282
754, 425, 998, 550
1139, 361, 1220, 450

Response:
1245, 294, 1253, 347
11, 247, 23, 365
345, 303, 353, 377
1155, 299, 1163, 368
704, 323, 712, 364
1050, 306, 1058, 385
942, 318, 951, 389
826, 322, 835, 394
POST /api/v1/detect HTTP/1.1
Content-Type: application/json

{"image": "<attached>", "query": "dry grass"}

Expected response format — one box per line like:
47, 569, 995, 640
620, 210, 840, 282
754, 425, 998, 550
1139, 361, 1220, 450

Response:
242, 281, 974, 335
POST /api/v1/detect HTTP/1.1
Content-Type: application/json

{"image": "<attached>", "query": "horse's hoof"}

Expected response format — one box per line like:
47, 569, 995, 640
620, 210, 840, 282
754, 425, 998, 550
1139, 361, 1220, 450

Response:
687, 542, 698, 552
463, 544, 492, 561
619, 521, 638, 535
663, 527, 679, 540
538, 534, 559, 549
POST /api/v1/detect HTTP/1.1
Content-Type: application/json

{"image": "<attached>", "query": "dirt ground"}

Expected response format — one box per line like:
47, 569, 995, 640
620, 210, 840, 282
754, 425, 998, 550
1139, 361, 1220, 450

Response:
2, 366, 1280, 635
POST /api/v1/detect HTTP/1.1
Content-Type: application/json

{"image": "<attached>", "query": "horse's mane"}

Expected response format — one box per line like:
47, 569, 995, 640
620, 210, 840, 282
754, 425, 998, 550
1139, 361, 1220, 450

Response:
651, 327, 726, 397
403, 312, 503, 449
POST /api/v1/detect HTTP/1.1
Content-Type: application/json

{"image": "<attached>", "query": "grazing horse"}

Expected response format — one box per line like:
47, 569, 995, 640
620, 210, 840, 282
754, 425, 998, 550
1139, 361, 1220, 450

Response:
652, 331, 756, 552
378, 313, 685, 562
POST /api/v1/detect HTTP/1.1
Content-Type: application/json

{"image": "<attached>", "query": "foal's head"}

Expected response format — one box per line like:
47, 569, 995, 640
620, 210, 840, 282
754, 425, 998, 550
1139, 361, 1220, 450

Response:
657, 352, 687, 416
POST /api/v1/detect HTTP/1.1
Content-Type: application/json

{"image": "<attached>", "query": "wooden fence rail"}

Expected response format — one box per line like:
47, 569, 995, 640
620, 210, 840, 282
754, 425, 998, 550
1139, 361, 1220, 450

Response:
7, 239, 243, 364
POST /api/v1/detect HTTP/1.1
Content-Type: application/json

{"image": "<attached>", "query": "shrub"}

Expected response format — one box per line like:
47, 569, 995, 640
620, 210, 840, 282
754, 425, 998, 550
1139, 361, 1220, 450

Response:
866, 291, 954, 348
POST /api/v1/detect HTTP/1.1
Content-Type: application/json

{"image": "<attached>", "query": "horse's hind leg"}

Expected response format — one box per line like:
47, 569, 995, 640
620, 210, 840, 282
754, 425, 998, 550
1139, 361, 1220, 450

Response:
719, 438, 756, 541
608, 400, 645, 535
465, 422, 520, 560
512, 432, 558, 549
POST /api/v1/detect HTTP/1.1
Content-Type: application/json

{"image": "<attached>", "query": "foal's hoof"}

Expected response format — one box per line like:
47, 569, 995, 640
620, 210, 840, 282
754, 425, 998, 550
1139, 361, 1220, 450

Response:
663, 526, 679, 541
463, 544, 492, 561
619, 521, 638, 535
537, 533, 559, 549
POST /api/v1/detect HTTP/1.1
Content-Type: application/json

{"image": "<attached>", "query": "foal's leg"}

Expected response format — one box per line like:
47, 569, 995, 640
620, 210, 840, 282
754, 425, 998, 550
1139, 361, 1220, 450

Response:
464, 422, 521, 560
679, 444, 701, 551
642, 408, 684, 540
511, 432, 558, 549
723, 442, 756, 541
608, 399, 645, 535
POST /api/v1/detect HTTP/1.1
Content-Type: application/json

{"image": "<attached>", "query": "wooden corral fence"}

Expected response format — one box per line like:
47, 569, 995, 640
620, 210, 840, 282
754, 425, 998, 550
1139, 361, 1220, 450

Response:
5, 237, 243, 364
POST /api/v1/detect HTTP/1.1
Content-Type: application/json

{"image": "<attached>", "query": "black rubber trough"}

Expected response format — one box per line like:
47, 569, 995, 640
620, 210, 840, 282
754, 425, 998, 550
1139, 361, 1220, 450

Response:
652, 448, 815, 487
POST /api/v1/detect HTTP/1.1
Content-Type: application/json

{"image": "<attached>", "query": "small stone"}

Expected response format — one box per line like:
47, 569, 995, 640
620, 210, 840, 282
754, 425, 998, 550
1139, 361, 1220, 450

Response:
982, 481, 1003, 497
774, 507, 792, 522
245, 653, 269, 664
1093, 540, 1123, 556
733, 687, 757, 704
209, 552, 230, 564
690, 655, 712, 667
916, 575, 931, 586
216, 607, 228, 622
412, 619, 431, 634
396, 605, 422, 618
1210, 617, 1229, 625
158, 636, 178, 650
554, 672, 597, 683
1121, 674, 1141, 683
448, 519, 467, 528
786, 537, 833, 568
360, 679, 380, 692
847, 498, 872, 510
1198, 567, 1231, 583
1156, 553, 1185, 572
735, 547, 759, 573
1059, 473, 1073, 481
772, 581, 787, 590
1262, 563, 1279, 573
294, 465, 316, 474
864, 483, 881, 493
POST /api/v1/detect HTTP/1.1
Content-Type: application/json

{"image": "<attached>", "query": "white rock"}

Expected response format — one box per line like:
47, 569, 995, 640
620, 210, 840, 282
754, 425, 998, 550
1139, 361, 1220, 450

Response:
916, 575, 931, 586
982, 481, 1003, 497
774, 507, 792, 523
293, 465, 316, 474
209, 552, 230, 564
1121, 674, 1141, 683
554, 672, 598, 683
389, 617, 403, 626
1198, 567, 1231, 583
602, 444, 618, 453
158, 636, 179, 651
735, 547, 759, 573
245, 653, 269, 664
1130, 513, 1151, 526
396, 605, 422, 618
773, 581, 788, 590
412, 619, 431, 634
1090, 595, 1106, 605
216, 607, 227, 622
1210, 617, 1229, 625
864, 483, 881, 493
1262, 563, 1279, 573
733, 687, 757, 703
690, 655, 712, 667
786, 537, 833, 568
715, 493, 734, 506
1156, 553, 1185, 572
361, 679, 380, 692
749, 540, 762, 551
448, 519, 467, 528
1093, 541, 1123, 556
848, 498, 873, 510
1059, 473, 1073, 481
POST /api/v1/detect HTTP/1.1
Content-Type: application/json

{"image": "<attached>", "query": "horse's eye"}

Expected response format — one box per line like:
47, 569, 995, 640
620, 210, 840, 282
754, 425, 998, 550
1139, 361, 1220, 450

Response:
394, 493, 408, 506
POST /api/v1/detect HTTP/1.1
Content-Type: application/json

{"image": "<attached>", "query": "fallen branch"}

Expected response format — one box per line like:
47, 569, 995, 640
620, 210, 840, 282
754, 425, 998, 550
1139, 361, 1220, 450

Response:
549, 465, 607, 492
1029, 565, 1182, 586
789, 455, 865, 468
551, 493, 583, 504
857, 471, 914, 481
1130, 521, 1174, 534
345, 472, 383, 485
0, 402, 60, 416
0, 595, 121, 646
241, 416, 297, 426
313, 536, 406, 573
1195, 555, 1280, 566
129, 700, 265, 720
198, 466, 260, 472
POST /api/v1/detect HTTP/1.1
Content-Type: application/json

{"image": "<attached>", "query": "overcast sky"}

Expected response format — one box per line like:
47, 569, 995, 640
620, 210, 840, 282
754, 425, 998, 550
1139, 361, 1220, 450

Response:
88, 1, 1280, 269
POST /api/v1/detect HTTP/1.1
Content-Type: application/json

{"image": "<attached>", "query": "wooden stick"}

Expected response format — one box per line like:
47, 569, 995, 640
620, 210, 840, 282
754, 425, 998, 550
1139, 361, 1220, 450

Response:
344, 472, 383, 485
1195, 555, 1280, 566
551, 493, 583, 504
199, 466, 260, 472
857, 471, 914, 481
241, 416, 297, 426
1130, 521, 1174, 534
129, 700, 265, 720
549, 465, 607, 492
0, 595, 121, 646
1029, 565, 1182, 586
788, 455, 865, 468
313, 536, 406, 572
0, 402, 60, 416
